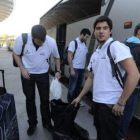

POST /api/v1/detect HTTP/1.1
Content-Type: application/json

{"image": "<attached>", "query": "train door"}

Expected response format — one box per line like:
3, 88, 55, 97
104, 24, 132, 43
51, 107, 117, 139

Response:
56, 24, 67, 75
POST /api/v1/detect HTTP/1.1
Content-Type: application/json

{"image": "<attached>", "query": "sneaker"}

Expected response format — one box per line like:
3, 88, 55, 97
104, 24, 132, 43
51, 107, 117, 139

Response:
79, 101, 85, 107
43, 123, 54, 132
27, 125, 36, 136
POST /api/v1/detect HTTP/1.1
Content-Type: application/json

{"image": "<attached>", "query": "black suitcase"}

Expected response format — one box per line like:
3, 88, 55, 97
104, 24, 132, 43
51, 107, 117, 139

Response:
51, 99, 89, 140
0, 70, 19, 140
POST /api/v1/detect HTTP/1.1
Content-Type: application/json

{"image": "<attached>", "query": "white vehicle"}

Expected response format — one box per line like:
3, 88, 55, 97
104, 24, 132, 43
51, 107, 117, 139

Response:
7, 38, 15, 51
40, 0, 140, 119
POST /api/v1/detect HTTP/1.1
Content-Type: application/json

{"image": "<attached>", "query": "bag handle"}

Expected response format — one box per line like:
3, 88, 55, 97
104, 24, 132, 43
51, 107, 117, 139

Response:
0, 69, 5, 88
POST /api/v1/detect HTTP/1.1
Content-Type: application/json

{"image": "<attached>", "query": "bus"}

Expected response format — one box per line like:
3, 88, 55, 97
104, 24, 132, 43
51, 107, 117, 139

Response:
39, 0, 140, 119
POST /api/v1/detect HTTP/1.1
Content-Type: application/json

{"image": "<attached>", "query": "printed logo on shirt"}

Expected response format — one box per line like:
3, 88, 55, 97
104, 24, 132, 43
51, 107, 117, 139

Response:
101, 54, 106, 59
25, 50, 30, 54
40, 52, 45, 56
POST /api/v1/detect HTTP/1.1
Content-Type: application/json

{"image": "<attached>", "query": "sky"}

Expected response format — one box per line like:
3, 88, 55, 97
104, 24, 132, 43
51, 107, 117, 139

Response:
0, 0, 60, 36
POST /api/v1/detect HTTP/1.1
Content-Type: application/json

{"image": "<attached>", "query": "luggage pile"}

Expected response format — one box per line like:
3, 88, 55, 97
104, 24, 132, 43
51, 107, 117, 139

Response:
51, 99, 89, 140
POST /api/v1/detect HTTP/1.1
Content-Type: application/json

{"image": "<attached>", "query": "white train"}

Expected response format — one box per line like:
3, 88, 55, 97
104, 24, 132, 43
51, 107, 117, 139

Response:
40, 0, 140, 119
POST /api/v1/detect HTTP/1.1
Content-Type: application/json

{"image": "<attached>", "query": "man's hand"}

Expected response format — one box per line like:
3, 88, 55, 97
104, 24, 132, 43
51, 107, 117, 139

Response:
112, 103, 125, 116
70, 69, 75, 77
55, 72, 61, 80
21, 68, 30, 80
71, 96, 81, 107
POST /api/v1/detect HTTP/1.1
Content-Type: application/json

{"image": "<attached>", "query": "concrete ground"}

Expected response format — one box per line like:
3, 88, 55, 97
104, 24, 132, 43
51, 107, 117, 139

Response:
0, 48, 97, 140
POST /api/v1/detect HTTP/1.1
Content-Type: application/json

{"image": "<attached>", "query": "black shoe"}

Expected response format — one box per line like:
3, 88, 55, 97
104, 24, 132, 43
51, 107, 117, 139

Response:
43, 123, 54, 132
27, 125, 36, 136
88, 109, 93, 115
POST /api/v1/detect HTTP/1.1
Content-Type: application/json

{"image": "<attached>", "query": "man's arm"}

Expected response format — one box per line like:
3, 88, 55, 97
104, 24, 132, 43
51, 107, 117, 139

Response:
13, 52, 30, 79
54, 57, 61, 80
72, 72, 94, 106
112, 58, 139, 116
13, 53, 24, 70
68, 51, 75, 77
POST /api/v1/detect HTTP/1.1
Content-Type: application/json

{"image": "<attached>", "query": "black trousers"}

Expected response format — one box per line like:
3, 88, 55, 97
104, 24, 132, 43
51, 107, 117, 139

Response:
21, 72, 51, 126
93, 102, 120, 140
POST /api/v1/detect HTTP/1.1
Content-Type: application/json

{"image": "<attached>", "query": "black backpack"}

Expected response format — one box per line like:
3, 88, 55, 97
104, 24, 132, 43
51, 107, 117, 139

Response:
13, 33, 28, 67
125, 42, 140, 72
107, 41, 140, 89
63, 40, 78, 65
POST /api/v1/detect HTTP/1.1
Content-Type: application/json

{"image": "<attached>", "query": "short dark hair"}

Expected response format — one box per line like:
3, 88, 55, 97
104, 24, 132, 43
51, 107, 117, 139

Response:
31, 25, 46, 41
93, 16, 113, 31
134, 23, 140, 36
80, 28, 91, 36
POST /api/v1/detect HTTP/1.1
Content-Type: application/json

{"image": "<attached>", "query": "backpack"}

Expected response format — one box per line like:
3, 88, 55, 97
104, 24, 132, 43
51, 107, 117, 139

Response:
107, 41, 140, 89
63, 40, 78, 65
125, 42, 140, 72
13, 33, 28, 67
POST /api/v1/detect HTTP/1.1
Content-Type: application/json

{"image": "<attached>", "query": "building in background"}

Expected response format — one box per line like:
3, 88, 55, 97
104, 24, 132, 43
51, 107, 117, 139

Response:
0, 0, 14, 23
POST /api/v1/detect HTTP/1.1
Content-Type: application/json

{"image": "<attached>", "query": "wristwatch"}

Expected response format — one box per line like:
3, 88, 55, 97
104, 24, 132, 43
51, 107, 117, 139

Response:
56, 70, 61, 74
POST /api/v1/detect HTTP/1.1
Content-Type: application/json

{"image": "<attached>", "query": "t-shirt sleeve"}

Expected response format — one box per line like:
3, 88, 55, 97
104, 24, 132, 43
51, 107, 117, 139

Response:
13, 35, 23, 55
68, 41, 75, 53
51, 39, 60, 58
110, 41, 132, 63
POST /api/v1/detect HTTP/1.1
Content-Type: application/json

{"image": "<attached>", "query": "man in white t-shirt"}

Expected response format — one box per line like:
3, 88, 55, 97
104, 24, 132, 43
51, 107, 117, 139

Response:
72, 16, 139, 140
13, 25, 61, 136
67, 28, 91, 104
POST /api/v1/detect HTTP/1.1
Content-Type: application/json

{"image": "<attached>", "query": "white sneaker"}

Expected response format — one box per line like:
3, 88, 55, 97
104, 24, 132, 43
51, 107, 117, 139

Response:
79, 101, 85, 107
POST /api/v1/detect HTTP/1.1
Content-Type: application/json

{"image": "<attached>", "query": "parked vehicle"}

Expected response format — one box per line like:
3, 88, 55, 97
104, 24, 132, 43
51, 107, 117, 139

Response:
40, 0, 140, 119
7, 37, 15, 51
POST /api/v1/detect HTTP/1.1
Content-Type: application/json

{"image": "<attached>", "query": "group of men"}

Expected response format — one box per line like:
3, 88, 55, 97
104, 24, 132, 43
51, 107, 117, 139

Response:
13, 16, 140, 140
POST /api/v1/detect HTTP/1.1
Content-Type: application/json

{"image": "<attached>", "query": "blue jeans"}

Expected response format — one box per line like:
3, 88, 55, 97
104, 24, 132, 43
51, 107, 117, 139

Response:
67, 68, 85, 103
118, 91, 139, 139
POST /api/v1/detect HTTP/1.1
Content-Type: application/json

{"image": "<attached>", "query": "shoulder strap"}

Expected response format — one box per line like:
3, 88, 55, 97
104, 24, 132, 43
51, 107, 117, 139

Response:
21, 33, 28, 56
125, 42, 140, 48
74, 40, 78, 50
107, 40, 116, 77
84, 41, 86, 45
107, 40, 124, 89
73, 40, 78, 59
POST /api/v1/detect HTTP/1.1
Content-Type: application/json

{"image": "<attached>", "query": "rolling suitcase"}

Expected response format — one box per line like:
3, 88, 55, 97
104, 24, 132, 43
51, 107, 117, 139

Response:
0, 70, 19, 140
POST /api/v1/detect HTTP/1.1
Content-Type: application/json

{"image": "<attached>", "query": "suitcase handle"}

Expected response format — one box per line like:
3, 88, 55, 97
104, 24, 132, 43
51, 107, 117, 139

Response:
0, 69, 5, 88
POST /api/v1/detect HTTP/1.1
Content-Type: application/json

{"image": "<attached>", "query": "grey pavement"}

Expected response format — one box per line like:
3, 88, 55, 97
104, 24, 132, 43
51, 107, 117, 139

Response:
0, 48, 97, 140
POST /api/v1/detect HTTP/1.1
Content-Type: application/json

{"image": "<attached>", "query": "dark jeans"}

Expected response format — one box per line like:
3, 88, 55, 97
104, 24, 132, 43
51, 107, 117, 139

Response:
118, 91, 139, 139
93, 102, 120, 140
21, 72, 51, 126
67, 68, 85, 103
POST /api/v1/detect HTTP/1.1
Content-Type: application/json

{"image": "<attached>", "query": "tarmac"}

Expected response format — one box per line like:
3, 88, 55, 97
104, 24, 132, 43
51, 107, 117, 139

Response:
0, 47, 97, 140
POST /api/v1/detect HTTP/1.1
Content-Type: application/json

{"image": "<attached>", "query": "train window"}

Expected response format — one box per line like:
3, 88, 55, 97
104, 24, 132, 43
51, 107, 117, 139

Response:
124, 22, 132, 29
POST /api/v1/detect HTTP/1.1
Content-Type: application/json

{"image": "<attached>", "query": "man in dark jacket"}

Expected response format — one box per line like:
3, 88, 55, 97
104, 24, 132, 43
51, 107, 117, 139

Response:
118, 23, 140, 140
